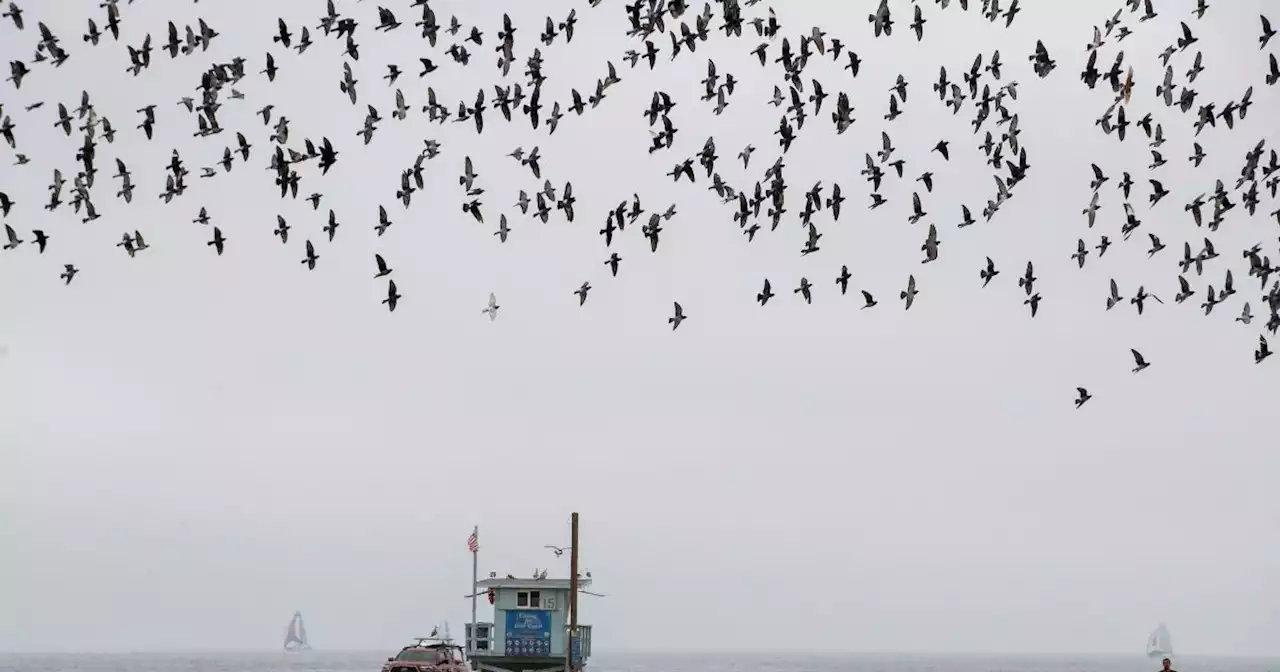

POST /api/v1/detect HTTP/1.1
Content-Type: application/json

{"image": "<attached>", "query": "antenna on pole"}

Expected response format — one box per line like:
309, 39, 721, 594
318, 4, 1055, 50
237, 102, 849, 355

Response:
565, 512, 579, 672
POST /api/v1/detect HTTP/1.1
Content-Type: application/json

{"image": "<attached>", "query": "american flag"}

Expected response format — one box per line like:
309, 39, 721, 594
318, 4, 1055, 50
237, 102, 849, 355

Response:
467, 529, 479, 554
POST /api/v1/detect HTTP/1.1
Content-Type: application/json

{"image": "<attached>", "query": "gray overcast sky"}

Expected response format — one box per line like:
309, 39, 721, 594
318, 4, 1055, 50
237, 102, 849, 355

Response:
1, 0, 1278, 657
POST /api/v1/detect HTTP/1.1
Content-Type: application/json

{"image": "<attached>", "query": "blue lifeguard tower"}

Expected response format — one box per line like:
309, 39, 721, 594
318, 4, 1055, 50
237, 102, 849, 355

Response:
464, 515, 594, 672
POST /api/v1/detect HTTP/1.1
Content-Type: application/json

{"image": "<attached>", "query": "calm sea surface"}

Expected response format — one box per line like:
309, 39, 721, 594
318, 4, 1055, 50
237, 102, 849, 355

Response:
1, 653, 1276, 672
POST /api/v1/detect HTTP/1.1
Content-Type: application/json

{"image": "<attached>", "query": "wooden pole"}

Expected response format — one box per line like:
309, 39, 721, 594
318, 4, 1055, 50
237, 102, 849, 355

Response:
566, 512, 579, 672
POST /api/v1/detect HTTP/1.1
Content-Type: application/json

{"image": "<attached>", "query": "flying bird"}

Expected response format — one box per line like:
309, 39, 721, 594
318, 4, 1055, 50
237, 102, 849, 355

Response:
1075, 387, 1092, 408
980, 257, 999, 287
900, 275, 918, 309
1130, 349, 1150, 373
482, 293, 499, 321
668, 302, 687, 330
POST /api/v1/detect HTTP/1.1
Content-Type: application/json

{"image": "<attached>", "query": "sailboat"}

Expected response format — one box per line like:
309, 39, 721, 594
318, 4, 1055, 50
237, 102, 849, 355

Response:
284, 611, 313, 652
1146, 623, 1173, 659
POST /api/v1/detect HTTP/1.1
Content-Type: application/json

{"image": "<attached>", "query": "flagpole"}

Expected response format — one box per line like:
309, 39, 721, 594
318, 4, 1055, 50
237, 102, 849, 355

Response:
470, 525, 478, 659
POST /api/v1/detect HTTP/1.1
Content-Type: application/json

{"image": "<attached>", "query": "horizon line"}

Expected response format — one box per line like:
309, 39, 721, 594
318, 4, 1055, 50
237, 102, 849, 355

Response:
1, 649, 1276, 659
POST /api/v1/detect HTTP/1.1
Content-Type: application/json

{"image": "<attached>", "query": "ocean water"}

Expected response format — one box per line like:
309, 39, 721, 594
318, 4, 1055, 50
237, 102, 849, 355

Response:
0, 652, 1276, 672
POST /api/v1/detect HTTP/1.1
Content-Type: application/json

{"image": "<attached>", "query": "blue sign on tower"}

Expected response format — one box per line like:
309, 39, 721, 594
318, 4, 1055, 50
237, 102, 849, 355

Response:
504, 610, 551, 657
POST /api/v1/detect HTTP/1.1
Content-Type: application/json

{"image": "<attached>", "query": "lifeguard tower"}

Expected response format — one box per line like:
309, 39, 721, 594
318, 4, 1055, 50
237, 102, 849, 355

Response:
463, 515, 595, 672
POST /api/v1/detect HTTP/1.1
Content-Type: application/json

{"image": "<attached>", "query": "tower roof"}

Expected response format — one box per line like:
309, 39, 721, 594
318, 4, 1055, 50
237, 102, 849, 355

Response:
476, 577, 590, 590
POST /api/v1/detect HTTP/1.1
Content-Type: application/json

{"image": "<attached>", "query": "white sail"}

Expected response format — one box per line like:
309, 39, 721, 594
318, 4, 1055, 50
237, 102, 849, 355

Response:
284, 611, 312, 652
1146, 623, 1173, 659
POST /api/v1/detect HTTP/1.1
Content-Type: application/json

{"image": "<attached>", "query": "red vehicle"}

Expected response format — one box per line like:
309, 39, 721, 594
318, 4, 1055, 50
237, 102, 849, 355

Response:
381, 636, 468, 672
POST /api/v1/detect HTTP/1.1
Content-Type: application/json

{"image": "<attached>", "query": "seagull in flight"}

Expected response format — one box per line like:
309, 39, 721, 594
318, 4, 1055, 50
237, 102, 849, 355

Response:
482, 292, 500, 321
